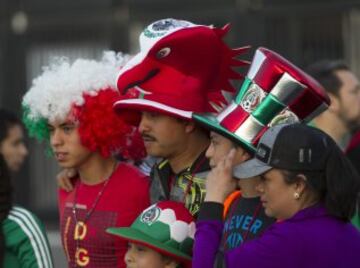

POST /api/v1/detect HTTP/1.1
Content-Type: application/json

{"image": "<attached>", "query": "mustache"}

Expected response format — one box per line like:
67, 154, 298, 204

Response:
141, 133, 157, 141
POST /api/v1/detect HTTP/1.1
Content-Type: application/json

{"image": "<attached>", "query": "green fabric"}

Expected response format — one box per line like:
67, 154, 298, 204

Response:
132, 220, 171, 242
3, 206, 53, 268
235, 77, 252, 104
252, 94, 285, 125
107, 227, 191, 261
22, 105, 53, 156
22, 105, 50, 143
351, 210, 360, 230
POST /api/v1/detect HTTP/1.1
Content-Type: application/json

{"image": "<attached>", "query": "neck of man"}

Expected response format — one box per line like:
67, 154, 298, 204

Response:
237, 177, 260, 198
77, 154, 117, 185
168, 136, 210, 174
313, 112, 349, 149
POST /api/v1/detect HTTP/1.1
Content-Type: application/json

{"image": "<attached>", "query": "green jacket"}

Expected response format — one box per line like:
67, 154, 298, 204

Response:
3, 206, 53, 268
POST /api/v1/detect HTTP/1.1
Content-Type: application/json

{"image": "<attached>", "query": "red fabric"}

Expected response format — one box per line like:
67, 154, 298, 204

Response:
156, 201, 194, 223
252, 48, 330, 119
71, 89, 146, 160
59, 163, 150, 268
115, 25, 249, 119
220, 106, 248, 131
347, 131, 360, 153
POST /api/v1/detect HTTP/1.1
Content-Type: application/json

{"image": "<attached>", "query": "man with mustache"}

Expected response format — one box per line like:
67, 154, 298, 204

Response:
114, 18, 249, 216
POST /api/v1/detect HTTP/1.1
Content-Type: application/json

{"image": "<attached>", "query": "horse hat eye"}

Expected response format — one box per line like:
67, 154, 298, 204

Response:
156, 47, 171, 59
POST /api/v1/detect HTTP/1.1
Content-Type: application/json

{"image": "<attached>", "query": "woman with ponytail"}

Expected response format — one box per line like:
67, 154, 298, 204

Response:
193, 123, 360, 268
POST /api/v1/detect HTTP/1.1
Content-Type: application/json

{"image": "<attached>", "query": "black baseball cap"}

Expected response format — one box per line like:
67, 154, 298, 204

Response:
233, 123, 333, 179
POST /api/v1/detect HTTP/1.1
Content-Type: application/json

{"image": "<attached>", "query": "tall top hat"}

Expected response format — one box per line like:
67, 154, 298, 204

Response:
193, 47, 331, 153
113, 18, 249, 123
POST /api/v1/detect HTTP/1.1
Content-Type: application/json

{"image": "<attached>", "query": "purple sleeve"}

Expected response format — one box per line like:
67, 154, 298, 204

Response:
193, 219, 223, 268
193, 202, 224, 268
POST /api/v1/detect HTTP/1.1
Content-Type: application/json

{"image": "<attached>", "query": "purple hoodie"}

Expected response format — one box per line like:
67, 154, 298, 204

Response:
193, 202, 360, 268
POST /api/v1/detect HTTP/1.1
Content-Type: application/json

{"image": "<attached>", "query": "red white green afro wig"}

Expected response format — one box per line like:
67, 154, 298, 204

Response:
22, 51, 145, 160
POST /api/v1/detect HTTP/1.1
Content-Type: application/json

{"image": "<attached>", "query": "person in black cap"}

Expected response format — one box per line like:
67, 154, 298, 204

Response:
193, 123, 360, 268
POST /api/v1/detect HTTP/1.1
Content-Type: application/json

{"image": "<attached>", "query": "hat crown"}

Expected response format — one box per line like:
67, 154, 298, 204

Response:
132, 201, 195, 255
256, 123, 330, 171
139, 19, 197, 52
203, 47, 330, 152
114, 18, 249, 119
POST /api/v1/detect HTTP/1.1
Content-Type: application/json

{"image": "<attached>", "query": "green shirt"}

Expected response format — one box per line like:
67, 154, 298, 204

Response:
3, 206, 53, 268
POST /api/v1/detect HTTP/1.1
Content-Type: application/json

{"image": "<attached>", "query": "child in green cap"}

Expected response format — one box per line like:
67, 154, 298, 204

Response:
107, 201, 194, 268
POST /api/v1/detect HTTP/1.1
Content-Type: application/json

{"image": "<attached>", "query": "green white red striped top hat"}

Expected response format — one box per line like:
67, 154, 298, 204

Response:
107, 201, 194, 267
193, 47, 331, 153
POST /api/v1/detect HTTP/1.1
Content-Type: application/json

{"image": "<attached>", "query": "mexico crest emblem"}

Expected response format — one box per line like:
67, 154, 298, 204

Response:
140, 205, 161, 225
240, 83, 267, 113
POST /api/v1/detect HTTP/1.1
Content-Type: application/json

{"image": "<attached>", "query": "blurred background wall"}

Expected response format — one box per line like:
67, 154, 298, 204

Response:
1, 0, 360, 266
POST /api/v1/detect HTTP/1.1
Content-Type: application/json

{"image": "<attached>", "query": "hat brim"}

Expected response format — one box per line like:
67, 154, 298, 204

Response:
233, 158, 273, 179
113, 98, 193, 124
106, 227, 192, 265
193, 113, 256, 153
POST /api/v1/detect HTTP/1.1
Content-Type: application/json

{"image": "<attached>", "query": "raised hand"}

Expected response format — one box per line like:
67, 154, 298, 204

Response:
205, 149, 238, 203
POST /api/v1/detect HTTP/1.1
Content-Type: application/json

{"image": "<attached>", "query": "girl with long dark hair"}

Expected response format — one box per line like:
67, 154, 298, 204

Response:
0, 108, 53, 268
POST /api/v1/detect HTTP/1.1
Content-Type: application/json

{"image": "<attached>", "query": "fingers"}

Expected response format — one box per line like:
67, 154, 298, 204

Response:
204, 149, 238, 203
63, 177, 74, 192
56, 169, 77, 192
224, 148, 236, 170
217, 148, 236, 174
57, 176, 73, 192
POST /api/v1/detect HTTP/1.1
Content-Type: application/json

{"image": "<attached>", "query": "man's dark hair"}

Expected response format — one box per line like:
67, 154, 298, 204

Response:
0, 108, 22, 144
305, 60, 349, 97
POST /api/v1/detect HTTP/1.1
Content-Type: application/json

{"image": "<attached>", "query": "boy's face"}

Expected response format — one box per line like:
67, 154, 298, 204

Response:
48, 119, 92, 169
125, 242, 178, 268
206, 131, 249, 169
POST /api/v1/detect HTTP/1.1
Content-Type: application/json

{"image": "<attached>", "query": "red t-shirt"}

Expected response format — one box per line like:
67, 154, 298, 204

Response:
59, 162, 150, 268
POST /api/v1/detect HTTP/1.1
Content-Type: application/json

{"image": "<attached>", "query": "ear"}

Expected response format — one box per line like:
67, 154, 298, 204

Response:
184, 120, 196, 134
328, 93, 340, 113
234, 146, 251, 164
294, 174, 308, 196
